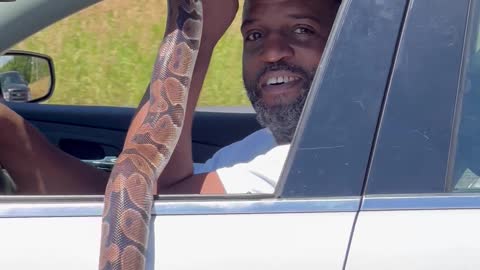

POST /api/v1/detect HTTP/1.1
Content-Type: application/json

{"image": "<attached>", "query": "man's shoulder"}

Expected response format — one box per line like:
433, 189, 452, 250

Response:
214, 128, 277, 162
237, 128, 275, 146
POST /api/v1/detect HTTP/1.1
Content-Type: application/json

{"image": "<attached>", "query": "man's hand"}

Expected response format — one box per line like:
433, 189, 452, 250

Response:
201, 0, 239, 47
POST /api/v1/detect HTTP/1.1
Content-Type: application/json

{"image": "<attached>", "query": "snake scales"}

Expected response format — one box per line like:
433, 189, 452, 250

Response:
98, 1, 203, 269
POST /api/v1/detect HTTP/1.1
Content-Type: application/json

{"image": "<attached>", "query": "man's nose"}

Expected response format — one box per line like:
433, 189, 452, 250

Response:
259, 34, 294, 63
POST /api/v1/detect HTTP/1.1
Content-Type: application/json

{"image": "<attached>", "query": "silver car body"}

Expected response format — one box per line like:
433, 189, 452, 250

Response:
1, 0, 480, 269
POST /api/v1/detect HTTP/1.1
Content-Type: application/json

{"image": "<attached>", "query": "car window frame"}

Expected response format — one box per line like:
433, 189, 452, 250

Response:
362, 0, 472, 200
1, 0, 409, 218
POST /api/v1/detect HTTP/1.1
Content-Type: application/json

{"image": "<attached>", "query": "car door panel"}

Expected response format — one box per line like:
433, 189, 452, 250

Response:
7, 103, 261, 163
0, 200, 357, 270
29, 119, 126, 160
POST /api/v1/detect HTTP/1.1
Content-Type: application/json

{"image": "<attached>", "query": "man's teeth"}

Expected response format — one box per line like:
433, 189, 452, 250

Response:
266, 76, 299, 86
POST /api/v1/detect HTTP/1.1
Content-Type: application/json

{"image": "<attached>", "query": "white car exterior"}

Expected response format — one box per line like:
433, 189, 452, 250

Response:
0, 199, 357, 269
1, 0, 480, 270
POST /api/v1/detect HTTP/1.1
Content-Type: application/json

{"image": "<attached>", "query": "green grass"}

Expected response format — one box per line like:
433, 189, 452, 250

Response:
13, 0, 249, 107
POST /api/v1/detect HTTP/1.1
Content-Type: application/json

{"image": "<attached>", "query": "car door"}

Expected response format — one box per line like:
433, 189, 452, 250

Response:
0, 0, 406, 269
346, 1, 480, 269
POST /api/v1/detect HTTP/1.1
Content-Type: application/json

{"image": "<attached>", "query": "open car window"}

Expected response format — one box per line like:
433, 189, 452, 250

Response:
0, 0, 407, 201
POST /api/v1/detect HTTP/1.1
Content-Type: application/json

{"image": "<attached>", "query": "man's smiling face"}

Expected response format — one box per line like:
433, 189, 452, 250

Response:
241, 0, 339, 144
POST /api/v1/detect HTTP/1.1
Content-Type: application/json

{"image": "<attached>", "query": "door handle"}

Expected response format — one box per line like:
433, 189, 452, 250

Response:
82, 156, 117, 172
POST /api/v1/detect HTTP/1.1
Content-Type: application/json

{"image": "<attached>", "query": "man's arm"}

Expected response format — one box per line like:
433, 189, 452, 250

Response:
0, 103, 110, 194
159, 172, 225, 194
125, 0, 239, 195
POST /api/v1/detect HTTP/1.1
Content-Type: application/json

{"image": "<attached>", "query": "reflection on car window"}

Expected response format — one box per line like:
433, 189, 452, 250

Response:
452, 4, 480, 193
13, 0, 248, 107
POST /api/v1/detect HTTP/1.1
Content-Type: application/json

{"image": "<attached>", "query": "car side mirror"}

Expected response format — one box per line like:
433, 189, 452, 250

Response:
0, 50, 55, 103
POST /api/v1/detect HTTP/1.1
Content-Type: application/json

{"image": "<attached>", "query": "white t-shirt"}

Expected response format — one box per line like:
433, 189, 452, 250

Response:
194, 128, 290, 194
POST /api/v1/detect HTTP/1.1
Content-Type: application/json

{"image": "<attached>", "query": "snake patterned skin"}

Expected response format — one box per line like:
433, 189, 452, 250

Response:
98, 1, 203, 269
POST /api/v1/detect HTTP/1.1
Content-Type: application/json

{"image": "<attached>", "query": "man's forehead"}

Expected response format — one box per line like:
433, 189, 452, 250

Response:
242, 0, 337, 21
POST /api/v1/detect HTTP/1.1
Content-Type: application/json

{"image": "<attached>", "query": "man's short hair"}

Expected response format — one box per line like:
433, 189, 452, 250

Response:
243, 0, 342, 18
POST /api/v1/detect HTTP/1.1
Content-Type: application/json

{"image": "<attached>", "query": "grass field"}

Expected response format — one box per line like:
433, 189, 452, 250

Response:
13, 0, 249, 107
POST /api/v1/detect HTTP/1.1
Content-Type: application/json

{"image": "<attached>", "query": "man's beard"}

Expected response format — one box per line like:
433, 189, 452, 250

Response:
244, 62, 315, 145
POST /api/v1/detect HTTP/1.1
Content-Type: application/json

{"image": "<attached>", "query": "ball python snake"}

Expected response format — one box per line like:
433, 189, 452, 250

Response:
98, 1, 203, 269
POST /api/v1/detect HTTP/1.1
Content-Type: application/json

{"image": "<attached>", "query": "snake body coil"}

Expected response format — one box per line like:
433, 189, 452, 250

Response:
98, 1, 203, 269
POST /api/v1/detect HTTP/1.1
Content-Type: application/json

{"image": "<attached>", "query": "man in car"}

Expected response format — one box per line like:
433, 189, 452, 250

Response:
0, 0, 340, 195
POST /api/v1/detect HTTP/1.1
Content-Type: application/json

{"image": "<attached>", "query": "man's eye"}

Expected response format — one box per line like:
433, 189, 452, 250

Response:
246, 32, 263, 42
294, 27, 314, 35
